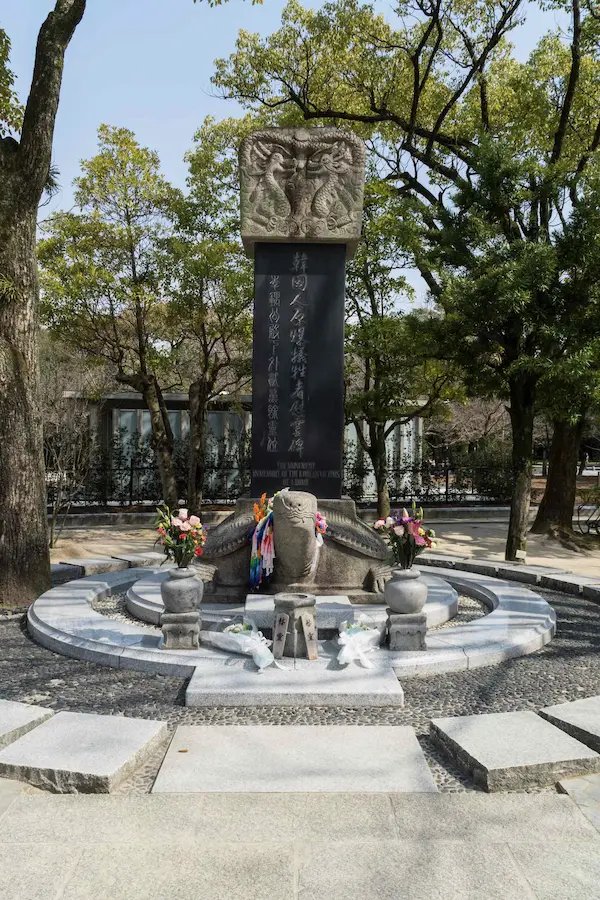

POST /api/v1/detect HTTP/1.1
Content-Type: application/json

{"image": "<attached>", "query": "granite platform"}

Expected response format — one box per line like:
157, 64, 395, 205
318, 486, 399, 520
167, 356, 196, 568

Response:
431, 710, 600, 791
0, 711, 169, 793
185, 656, 404, 707
0, 700, 54, 750
152, 724, 437, 793
27, 568, 558, 690
541, 695, 600, 753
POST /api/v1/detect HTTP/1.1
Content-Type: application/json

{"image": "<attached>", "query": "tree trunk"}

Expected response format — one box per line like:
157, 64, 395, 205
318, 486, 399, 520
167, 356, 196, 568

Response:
142, 378, 178, 509
368, 426, 390, 519
505, 376, 536, 561
0, 207, 51, 606
531, 417, 583, 533
188, 379, 208, 515
0, 0, 86, 607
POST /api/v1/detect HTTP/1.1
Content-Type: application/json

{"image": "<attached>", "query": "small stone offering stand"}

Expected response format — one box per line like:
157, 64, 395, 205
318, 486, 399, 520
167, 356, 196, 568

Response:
272, 592, 319, 660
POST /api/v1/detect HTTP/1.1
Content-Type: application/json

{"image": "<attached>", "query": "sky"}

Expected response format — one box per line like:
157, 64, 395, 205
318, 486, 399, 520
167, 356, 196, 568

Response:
3, 0, 568, 216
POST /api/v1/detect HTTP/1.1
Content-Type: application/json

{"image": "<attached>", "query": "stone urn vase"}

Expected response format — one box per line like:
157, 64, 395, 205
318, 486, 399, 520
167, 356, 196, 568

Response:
160, 567, 203, 613
384, 567, 427, 614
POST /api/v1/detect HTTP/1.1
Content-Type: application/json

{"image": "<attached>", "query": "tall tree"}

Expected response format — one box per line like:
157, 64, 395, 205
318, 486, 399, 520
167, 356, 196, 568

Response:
39, 125, 181, 507
171, 116, 259, 511
0, 1, 86, 606
531, 188, 600, 532
345, 181, 457, 517
214, 0, 600, 559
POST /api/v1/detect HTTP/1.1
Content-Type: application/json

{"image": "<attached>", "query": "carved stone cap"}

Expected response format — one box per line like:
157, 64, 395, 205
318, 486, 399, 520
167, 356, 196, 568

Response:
239, 127, 366, 258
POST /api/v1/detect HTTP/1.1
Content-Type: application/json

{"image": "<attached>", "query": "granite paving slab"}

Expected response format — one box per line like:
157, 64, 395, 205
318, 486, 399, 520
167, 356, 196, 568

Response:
508, 841, 600, 900
296, 841, 536, 900
558, 773, 600, 833
541, 695, 600, 752
62, 843, 292, 900
185, 657, 404, 707
59, 556, 129, 575
0, 793, 399, 844
0, 711, 169, 793
111, 552, 164, 567
0, 699, 53, 750
152, 725, 437, 793
389, 792, 599, 842
50, 562, 84, 585
431, 710, 600, 790
0, 844, 83, 900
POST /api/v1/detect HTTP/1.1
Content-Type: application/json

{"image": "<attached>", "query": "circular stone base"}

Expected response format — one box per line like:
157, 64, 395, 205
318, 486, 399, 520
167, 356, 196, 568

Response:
125, 571, 459, 634
27, 568, 556, 690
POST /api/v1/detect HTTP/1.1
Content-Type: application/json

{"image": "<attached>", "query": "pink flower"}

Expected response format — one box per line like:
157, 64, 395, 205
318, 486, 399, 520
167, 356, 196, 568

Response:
385, 516, 394, 526
181, 521, 192, 532
171, 517, 183, 528
178, 508, 189, 521
189, 515, 201, 527
393, 525, 405, 536
374, 519, 385, 529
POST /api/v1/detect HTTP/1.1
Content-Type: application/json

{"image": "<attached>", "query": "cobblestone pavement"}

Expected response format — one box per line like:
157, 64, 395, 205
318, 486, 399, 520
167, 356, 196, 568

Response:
1, 588, 599, 793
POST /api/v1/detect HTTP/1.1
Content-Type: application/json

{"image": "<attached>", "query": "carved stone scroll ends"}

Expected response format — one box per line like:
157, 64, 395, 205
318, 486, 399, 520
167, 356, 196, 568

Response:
239, 127, 366, 257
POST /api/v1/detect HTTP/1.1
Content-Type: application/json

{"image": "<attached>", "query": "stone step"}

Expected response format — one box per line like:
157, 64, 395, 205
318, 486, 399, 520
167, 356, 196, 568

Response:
431, 710, 600, 791
0, 700, 53, 750
541, 695, 600, 753
152, 724, 437, 793
185, 656, 404, 707
0, 711, 169, 793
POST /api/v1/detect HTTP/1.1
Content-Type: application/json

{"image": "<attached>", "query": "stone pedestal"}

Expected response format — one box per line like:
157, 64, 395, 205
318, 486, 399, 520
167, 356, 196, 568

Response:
161, 611, 200, 650
387, 610, 427, 651
272, 593, 318, 660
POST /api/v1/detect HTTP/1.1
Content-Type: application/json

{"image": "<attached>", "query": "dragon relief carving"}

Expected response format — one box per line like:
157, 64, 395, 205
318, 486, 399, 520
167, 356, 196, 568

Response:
239, 128, 366, 254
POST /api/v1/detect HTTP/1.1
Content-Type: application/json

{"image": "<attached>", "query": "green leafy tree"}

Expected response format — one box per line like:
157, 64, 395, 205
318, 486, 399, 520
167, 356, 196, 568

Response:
530, 188, 600, 533
214, 0, 600, 559
39, 125, 182, 507
0, 30, 23, 137
345, 181, 458, 517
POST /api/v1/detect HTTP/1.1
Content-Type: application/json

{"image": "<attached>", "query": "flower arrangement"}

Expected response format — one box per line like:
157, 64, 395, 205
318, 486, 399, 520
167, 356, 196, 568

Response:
253, 492, 270, 523
155, 504, 207, 568
373, 503, 436, 570
223, 621, 253, 634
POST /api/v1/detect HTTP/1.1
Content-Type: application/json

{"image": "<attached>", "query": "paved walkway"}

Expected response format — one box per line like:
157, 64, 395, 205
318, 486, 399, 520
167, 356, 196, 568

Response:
49, 520, 600, 577
436, 521, 600, 577
1, 785, 599, 899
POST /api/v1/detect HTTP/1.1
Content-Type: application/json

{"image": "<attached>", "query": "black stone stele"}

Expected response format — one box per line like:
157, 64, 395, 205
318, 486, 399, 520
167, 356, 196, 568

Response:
251, 242, 345, 499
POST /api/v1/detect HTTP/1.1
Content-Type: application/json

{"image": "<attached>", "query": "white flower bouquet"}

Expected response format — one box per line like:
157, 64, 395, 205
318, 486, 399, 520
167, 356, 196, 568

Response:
336, 615, 386, 668
200, 618, 275, 672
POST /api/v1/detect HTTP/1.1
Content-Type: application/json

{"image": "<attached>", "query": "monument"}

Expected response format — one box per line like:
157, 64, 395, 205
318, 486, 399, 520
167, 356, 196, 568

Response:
239, 127, 366, 498
203, 126, 391, 600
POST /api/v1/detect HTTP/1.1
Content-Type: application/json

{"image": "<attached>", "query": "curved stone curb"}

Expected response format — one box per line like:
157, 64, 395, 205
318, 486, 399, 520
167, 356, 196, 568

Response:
126, 571, 458, 631
27, 570, 232, 677
28, 566, 556, 681
420, 553, 600, 599
380, 566, 556, 677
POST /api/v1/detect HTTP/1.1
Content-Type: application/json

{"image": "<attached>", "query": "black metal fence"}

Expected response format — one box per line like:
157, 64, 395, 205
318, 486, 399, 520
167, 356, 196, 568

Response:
47, 453, 513, 508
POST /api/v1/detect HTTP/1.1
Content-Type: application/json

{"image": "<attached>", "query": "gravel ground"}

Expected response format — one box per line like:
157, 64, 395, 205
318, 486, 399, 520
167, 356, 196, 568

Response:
2, 587, 599, 793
